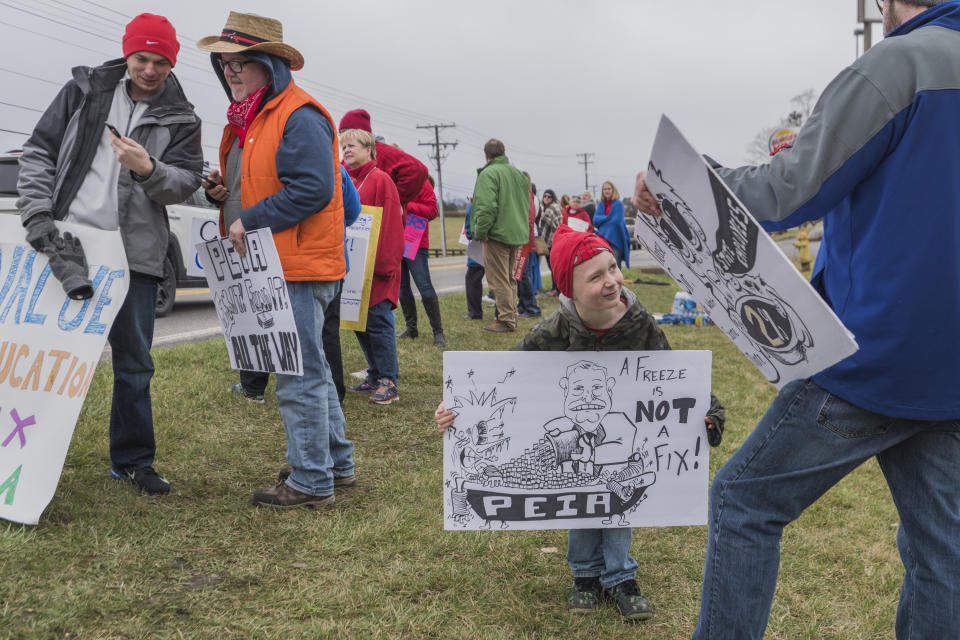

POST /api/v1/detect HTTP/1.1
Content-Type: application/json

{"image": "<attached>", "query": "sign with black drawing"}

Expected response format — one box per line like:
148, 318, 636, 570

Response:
442, 350, 711, 531
636, 116, 858, 387
196, 228, 303, 375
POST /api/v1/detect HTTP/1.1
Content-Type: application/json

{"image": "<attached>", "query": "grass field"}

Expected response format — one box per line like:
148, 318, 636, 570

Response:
1, 271, 903, 639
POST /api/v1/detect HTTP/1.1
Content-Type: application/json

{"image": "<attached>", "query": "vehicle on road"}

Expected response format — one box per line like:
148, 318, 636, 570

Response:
0, 151, 218, 317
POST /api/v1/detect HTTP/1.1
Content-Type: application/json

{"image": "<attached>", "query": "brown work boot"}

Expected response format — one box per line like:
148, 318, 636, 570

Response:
251, 482, 334, 509
481, 321, 515, 333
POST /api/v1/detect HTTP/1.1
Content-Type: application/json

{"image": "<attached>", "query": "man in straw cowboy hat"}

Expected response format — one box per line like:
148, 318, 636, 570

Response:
200, 12, 355, 509
17, 13, 203, 496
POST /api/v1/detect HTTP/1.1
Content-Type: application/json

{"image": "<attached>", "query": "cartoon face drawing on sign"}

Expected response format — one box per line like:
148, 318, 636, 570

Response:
444, 363, 656, 529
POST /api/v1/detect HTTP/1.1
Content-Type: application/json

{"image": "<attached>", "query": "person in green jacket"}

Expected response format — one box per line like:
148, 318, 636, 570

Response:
470, 139, 532, 332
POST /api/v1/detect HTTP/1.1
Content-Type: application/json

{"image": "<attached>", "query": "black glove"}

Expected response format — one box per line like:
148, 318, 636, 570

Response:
23, 213, 94, 300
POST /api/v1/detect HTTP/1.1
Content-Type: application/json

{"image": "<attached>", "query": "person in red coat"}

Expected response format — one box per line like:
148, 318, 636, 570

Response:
339, 108, 428, 209
562, 195, 594, 233
396, 176, 447, 347
341, 127, 403, 405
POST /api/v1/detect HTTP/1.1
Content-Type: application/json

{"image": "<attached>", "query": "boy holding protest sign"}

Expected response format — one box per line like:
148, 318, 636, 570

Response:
436, 225, 724, 621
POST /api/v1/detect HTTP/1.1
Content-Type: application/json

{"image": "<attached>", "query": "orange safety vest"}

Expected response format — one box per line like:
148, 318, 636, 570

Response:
218, 81, 346, 281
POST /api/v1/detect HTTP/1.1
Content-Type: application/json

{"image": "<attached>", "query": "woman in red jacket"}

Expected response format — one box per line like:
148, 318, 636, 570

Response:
561, 195, 594, 233
341, 128, 404, 405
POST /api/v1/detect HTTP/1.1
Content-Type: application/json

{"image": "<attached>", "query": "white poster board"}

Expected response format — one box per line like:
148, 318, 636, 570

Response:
442, 350, 711, 531
637, 116, 858, 387
0, 218, 129, 525
186, 216, 220, 278
340, 205, 382, 332
196, 228, 303, 375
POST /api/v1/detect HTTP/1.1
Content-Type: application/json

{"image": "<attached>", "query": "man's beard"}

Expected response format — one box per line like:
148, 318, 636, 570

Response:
883, 6, 902, 36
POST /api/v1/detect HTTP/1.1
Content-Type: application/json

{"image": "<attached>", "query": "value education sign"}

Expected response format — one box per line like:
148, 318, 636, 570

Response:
442, 350, 711, 531
0, 217, 129, 525
636, 115, 858, 387
196, 228, 303, 375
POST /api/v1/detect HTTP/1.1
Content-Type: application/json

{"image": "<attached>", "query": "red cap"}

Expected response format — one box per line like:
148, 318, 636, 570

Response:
123, 13, 179, 67
339, 109, 372, 133
548, 225, 613, 298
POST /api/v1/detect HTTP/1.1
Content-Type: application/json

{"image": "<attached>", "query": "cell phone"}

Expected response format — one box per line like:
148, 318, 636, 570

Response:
105, 123, 121, 138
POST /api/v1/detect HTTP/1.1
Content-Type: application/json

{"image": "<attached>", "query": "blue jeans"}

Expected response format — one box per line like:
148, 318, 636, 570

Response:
694, 379, 960, 640
353, 299, 399, 383
275, 281, 354, 496
108, 272, 158, 471
567, 527, 638, 589
399, 249, 436, 299
517, 254, 541, 316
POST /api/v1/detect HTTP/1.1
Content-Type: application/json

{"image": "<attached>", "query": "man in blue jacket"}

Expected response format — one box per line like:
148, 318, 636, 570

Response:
634, 1, 960, 637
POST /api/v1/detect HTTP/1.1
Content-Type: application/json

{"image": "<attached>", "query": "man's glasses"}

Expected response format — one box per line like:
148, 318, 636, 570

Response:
218, 59, 254, 73
876, 0, 883, 13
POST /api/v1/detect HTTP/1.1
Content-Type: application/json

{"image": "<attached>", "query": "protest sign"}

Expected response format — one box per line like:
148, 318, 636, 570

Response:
466, 240, 484, 266
402, 213, 428, 260
187, 216, 220, 278
196, 228, 303, 375
565, 217, 589, 233
636, 116, 858, 387
442, 350, 711, 531
0, 218, 129, 525
340, 205, 382, 332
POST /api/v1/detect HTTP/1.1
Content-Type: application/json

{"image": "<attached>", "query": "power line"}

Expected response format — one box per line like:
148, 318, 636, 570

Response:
0, 101, 44, 113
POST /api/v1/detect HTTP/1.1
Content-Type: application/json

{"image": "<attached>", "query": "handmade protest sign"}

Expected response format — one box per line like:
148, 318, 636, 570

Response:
442, 350, 711, 531
187, 216, 220, 278
197, 228, 302, 375
402, 213, 428, 260
636, 116, 858, 387
0, 217, 129, 525
340, 205, 382, 332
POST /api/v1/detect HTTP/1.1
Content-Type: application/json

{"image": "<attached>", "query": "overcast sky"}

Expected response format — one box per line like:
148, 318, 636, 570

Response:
1, 0, 881, 201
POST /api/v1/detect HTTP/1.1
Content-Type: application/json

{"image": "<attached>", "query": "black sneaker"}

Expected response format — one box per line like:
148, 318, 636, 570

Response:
111, 466, 171, 496
567, 577, 603, 613
229, 383, 265, 404
605, 579, 653, 621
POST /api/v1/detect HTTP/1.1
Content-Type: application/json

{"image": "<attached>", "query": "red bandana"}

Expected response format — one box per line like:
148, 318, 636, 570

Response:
226, 84, 270, 148
548, 225, 612, 298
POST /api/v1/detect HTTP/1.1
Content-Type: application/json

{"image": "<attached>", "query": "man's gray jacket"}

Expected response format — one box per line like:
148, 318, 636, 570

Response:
17, 58, 203, 278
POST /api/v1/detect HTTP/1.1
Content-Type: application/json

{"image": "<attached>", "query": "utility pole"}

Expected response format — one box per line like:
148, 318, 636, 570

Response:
417, 123, 458, 256
857, 0, 882, 53
576, 152, 594, 191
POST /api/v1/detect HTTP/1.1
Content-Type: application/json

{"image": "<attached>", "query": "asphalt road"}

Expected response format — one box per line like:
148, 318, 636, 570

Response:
149, 239, 820, 352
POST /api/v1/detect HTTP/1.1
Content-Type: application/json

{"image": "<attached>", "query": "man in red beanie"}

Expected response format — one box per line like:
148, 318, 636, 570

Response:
338, 108, 429, 208
17, 13, 203, 496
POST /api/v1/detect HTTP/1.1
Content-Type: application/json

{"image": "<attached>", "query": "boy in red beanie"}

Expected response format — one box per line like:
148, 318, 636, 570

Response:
436, 225, 724, 621
17, 12, 202, 496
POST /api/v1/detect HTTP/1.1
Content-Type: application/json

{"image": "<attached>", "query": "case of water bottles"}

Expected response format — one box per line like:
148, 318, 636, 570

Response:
657, 291, 712, 326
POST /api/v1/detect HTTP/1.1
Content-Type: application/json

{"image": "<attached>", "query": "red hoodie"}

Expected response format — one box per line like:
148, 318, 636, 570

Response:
562, 207, 594, 233
374, 142, 429, 209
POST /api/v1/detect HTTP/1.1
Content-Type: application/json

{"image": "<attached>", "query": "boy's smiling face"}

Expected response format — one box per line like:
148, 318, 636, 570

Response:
571, 250, 623, 313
